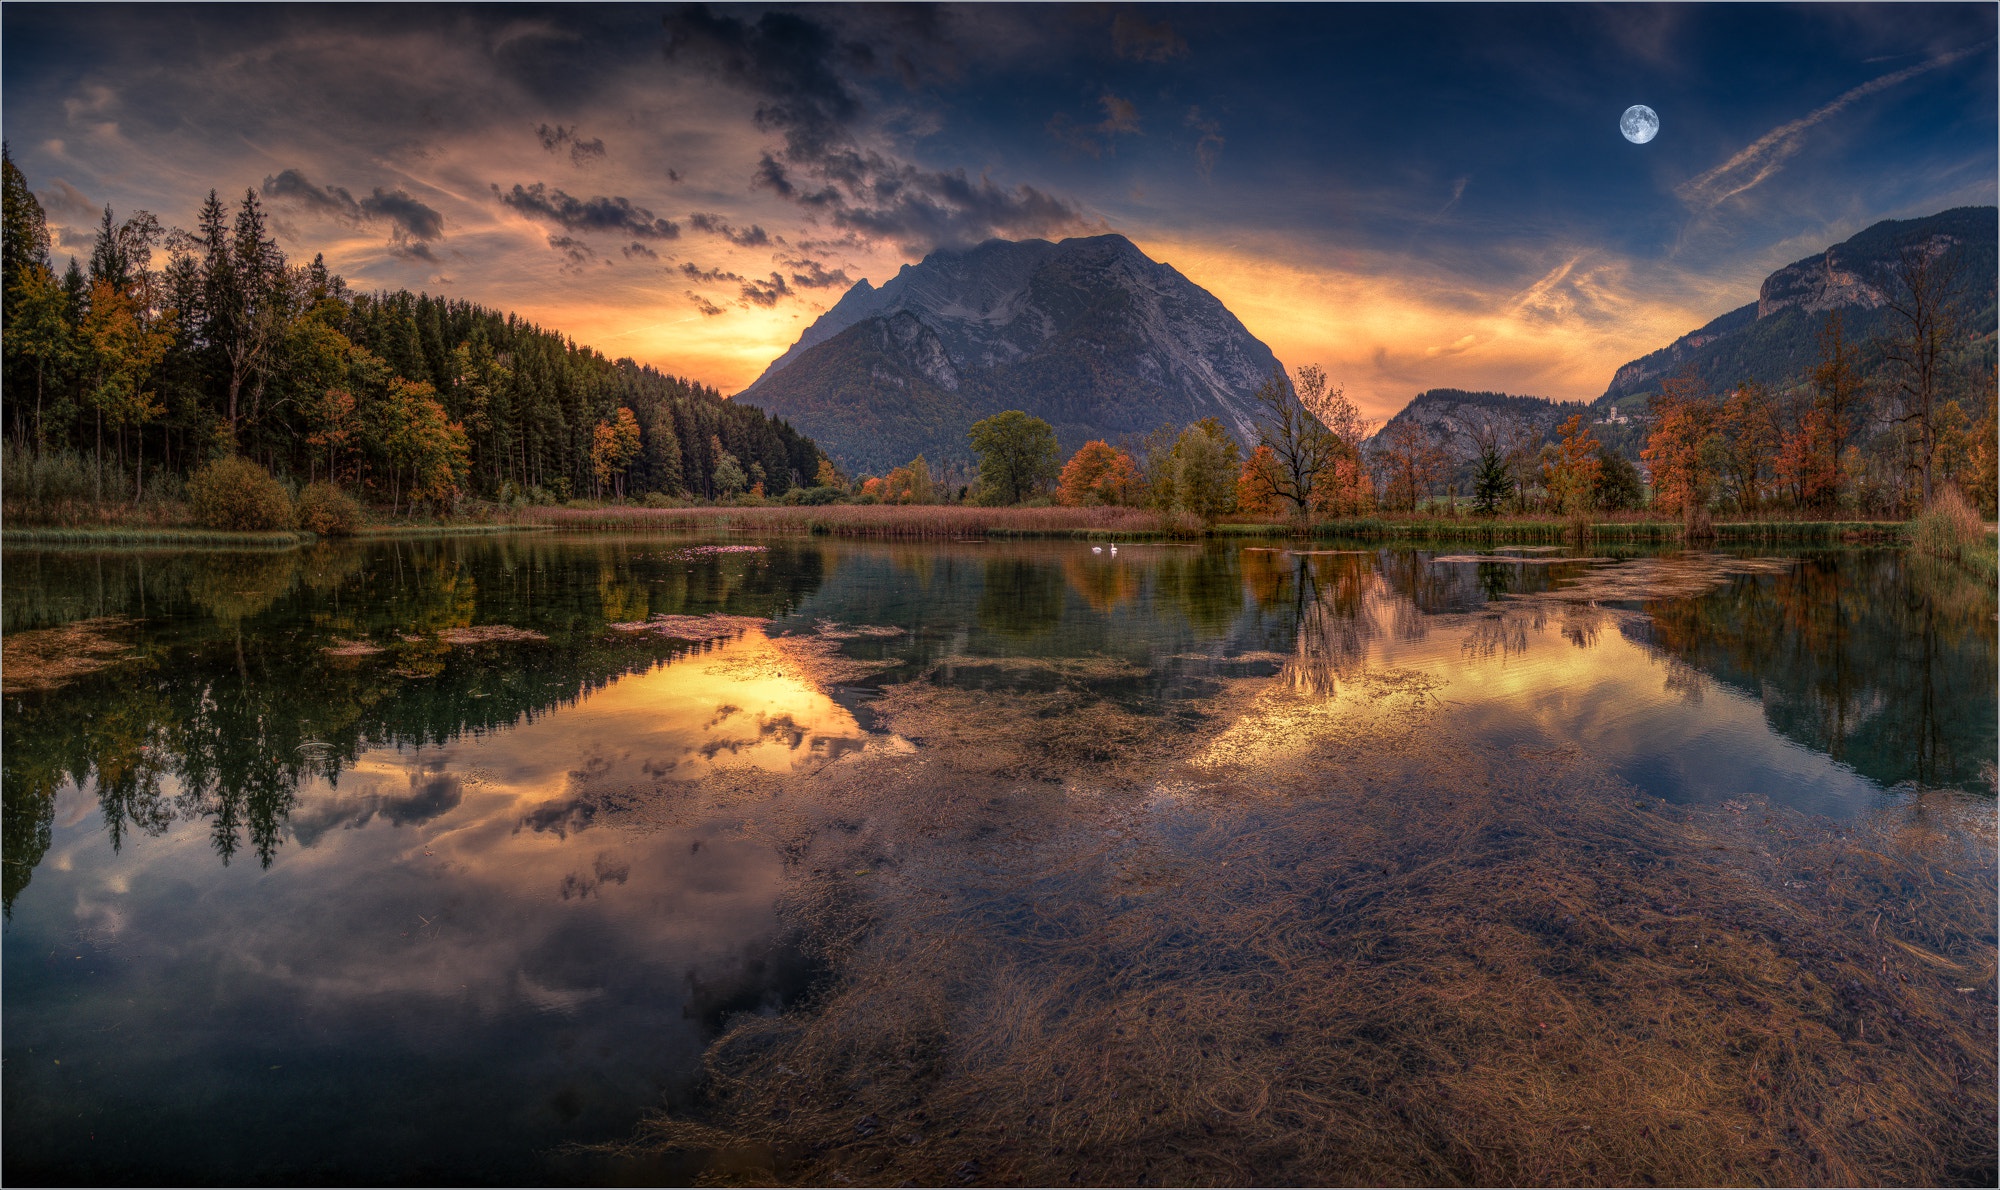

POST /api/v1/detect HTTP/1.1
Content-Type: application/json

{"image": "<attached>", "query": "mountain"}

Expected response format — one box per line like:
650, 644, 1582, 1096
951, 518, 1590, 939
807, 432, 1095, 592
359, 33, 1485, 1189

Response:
1363, 389, 1593, 485
736, 234, 1284, 475
1598, 206, 1998, 410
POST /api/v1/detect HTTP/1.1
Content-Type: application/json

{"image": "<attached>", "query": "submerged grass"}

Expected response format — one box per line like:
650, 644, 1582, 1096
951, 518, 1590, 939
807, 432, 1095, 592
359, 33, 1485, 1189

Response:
600, 616, 1996, 1187
1311, 516, 1904, 545
518, 504, 1188, 539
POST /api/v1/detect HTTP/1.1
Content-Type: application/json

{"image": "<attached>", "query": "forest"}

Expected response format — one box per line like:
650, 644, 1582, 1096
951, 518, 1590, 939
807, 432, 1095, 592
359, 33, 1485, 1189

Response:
0, 149, 824, 521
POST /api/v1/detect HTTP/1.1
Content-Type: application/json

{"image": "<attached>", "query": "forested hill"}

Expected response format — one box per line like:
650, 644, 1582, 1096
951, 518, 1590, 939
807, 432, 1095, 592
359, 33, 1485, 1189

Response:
0, 150, 823, 504
1597, 206, 1998, 409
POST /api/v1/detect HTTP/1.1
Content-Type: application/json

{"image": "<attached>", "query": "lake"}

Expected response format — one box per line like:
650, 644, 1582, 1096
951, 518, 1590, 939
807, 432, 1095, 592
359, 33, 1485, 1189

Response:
3, 533, 1994, 1185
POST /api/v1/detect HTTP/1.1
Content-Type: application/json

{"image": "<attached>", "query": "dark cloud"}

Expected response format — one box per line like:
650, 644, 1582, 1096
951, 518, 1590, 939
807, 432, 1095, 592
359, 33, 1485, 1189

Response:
680, 261, 744, 283
622, 241, 660, 260
1049, 93, 1143, 158
494, 181, 680, 239
263, 168, 446, 247
684, 290, 726, 317
536, 122, 608, 166
688, 211, 771, 246
1112, 12, 1189, 62
739, 271, 792, 306
781, 255, 851, 289
666, 4, 1092, 253
547, 234, 595, 266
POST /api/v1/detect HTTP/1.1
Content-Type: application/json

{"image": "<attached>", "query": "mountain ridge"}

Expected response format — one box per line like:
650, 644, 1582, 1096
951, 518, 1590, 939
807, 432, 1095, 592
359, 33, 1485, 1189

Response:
738, 234, 1284, 475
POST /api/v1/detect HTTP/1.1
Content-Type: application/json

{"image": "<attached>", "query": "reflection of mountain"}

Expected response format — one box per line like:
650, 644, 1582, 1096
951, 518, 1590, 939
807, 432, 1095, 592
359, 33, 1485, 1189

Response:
1, 539, 827, 912
1626, 554, 1997, 793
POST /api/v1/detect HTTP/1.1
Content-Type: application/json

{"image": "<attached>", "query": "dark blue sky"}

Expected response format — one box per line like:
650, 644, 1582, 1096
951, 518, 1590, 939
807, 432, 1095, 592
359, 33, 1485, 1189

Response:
5, 3, 1993, 415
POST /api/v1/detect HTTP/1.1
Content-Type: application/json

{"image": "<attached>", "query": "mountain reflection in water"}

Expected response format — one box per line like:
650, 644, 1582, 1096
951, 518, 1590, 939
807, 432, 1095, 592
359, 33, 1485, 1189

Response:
1, 535, 1992, 1184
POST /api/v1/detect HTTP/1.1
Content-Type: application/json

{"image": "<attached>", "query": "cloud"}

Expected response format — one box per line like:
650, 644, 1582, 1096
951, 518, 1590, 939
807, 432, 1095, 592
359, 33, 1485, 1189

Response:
621, 241, 659, 260
263, 169, 446, 251
1049, 93, 1143, 158
37, 177, 100, 221
666, 4, 1094, 253
1425, 334, 1478, 358
1185, 107, 1225, 176
685, 290, 726, 316
536, 122, 608, 166
493, 181, 680, 239
739, 272, 793, 306
680, 261, 744, 283
782, 255, 851, 289
1112, 12, 1188, 62
547, 234, 596, 267
1676, 48, 1977, 211
688, 211, 771, 246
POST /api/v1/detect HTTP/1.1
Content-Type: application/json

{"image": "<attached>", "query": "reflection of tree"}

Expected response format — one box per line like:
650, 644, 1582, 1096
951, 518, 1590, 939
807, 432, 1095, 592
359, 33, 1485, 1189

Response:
977, 557, 1065, 637
1, 538, 828, 912
1060, 554, 1139, 614
1282, 554, 1380, 696
1636, 553, 1996, 792
1148, 547, 1245, 637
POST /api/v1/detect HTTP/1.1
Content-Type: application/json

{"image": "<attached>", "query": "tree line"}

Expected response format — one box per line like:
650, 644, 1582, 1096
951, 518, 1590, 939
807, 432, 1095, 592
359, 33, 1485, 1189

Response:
1, 148, 824, 514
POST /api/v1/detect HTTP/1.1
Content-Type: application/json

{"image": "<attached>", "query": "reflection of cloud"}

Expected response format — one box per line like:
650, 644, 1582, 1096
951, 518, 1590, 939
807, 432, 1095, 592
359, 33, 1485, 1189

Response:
290, 766, 463, 846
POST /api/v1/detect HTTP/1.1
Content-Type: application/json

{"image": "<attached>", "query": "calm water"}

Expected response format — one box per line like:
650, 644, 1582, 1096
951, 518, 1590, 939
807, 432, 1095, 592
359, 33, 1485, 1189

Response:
3, 533, 1993, 1185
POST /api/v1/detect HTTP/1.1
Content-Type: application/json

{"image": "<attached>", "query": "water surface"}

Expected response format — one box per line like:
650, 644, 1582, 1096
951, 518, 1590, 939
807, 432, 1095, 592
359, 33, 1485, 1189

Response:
3, 534, 1993, 1184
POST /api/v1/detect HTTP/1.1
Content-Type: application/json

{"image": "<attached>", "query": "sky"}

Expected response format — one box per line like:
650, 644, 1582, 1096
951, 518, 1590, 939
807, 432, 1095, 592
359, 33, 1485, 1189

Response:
4, 2, 1994, 421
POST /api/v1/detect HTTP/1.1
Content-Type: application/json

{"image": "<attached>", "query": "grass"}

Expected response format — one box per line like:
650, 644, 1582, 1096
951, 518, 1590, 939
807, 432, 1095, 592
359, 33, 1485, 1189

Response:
1905, 489, 1999, 583
1, 525, 313, 547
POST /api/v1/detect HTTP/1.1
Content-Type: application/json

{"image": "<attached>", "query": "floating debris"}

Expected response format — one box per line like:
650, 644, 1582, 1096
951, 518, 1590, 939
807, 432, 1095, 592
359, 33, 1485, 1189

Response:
323, 639, 386, 657
1, 617, 136, 694
672, 545, 769, 559
610, 613, 770, 641
438, 624, 548, 646
814, 620, 909, 640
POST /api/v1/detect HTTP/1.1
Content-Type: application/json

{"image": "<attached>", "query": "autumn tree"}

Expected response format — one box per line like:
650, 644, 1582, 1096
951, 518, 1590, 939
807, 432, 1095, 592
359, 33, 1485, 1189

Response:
1235, 444, 1284, 517
1540, 414, 1602, 517
1247, 364, 1367, 519
1719, 380, 1781, 513
1058, 440, 1142, 507
882, 455, 935, 504
1643, 367, 1721, 516
590, 407, 642, 498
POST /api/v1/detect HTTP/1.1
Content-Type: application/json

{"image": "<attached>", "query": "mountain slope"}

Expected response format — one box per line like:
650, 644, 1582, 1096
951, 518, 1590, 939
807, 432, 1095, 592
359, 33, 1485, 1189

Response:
738, 234, 1283, 474
1364, 389, 1593, 486
1599, 206, 1998, 408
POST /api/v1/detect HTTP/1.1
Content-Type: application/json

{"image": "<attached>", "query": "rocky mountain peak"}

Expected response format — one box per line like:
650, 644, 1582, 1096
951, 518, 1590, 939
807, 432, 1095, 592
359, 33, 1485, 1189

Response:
736, 234, 1283, 474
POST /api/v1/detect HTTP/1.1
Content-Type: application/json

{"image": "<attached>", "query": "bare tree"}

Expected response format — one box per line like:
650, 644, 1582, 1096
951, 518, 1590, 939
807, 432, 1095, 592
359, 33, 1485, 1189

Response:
1882, 241, 1960, 504
1248, 364, 1365, 519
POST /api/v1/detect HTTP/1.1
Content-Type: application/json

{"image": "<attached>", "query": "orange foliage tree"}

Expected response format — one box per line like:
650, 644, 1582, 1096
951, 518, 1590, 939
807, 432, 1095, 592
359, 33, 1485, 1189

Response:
1642, 369, 1720, 516
1236, 444, 1285, 517
590, 406, 642, 498
1541, 414, 1602, 516
1057, 440, 1142, 507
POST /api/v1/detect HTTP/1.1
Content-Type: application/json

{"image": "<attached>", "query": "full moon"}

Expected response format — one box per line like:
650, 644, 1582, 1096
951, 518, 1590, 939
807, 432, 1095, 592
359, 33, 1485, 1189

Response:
1620, 104, 1659, 144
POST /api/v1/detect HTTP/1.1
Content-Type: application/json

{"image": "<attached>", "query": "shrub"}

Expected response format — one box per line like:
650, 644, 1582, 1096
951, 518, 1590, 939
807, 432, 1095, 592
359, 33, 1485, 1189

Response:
296, 481, 362, 536
186, 455, 296, 531
784, 485, 843, 506
643, 491, 682, 509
